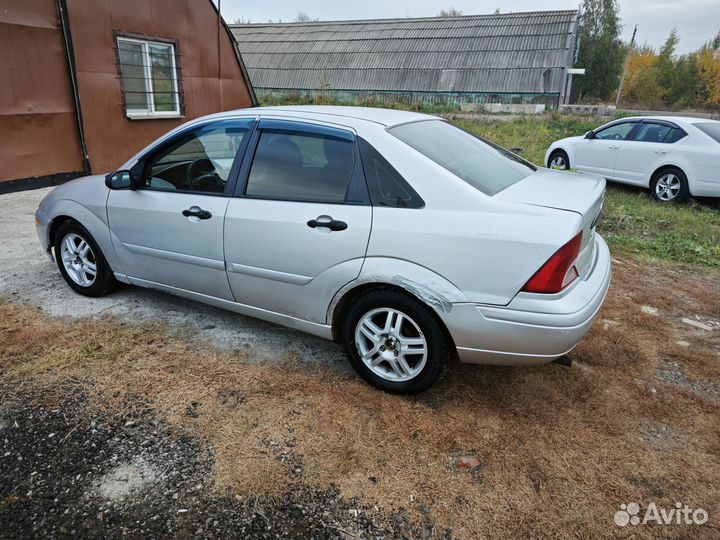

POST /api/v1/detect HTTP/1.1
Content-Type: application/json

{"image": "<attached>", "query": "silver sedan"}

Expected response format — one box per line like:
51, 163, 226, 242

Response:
36, 106, 611, 393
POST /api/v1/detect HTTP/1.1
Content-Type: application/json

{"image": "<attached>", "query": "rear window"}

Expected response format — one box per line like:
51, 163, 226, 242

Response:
388, 120, 536, 196
695, 122, 720, 143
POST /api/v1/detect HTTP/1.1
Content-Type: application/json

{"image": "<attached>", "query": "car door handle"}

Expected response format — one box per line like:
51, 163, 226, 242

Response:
307, 216, 348, 231
654, 149, 668, 154
182, 206, 212, 220
608, 145, 620, 150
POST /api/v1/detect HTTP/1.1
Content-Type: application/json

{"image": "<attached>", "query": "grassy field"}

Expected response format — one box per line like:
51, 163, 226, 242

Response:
454, 116, 720, 268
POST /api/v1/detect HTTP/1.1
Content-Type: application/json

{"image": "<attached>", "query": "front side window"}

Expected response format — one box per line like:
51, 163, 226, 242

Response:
245, 130, 355, 203
388, 120, 535, 196
141, 121, 251, 194
594, 122, 635, 141
117, 36, 181, 118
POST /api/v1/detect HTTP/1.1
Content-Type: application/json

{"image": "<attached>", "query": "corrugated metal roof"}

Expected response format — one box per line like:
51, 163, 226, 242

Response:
231, 10, 579, 94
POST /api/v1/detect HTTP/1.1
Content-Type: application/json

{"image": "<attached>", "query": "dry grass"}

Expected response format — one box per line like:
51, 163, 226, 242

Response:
1, 258, 719, 539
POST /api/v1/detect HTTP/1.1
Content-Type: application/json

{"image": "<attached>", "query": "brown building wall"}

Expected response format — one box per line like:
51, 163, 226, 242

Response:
0, 0, 85, 182
68, 0, 255, 174
0, 0, 255, 187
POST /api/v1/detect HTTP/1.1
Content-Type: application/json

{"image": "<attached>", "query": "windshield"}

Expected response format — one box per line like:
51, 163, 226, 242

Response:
696, 122, 720, 143
388, 120, 536, 196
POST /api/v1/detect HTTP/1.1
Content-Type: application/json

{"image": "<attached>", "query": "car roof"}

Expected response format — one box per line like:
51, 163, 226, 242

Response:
210, 105, 437, 128
617, 115, 718, 125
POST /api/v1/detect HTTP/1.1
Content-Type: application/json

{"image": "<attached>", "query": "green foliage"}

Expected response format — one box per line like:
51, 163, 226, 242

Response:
437, 7, 463, 17
259, 92, 461, 114
575, 0, 624, 101
622, 29, 720, 110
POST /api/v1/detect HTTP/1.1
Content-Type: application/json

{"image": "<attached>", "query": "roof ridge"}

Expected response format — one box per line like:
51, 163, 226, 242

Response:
228, 10, 578, 29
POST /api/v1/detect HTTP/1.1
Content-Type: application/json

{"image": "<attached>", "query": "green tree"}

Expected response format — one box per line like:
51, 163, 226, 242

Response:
575, 0, 624, 101
437, 7, 463, 17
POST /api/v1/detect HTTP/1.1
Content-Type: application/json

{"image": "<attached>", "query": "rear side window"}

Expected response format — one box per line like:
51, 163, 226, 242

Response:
696, 122, 720, 143
632, 122, 686, 144
358, 138, 424, 208
245, 130, 354, 203
388, 120, 535, 196
664, 127, 687, 143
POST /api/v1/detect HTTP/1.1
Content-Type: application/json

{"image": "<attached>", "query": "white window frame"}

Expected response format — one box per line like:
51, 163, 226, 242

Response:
117, 36, 181, 120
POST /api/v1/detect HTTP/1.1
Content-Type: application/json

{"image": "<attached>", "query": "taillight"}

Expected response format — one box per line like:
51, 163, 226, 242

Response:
522, 232, 583, 294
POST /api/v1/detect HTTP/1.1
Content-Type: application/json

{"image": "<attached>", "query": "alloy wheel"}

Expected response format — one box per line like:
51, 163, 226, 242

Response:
354, 308, 428, 382
655, 173, 681, 201
60, 233, 97, 287
550, 155, 567, 170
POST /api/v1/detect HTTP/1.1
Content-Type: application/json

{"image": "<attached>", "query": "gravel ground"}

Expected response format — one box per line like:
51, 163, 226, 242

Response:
0, 386, 437, 540
0, 188, 349, 371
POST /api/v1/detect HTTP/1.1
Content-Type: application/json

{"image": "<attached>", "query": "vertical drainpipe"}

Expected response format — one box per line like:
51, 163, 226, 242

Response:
558, 11, 580, 109
217, 0, 224, 110
57, 0, 91, 175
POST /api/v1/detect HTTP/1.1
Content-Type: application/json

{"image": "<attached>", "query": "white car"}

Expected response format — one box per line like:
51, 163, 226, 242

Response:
35, 106, 611, 393
545, 116, 720, 203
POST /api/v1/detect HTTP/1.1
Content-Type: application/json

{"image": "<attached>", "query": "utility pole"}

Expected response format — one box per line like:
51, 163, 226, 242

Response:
615, 24, 637, 108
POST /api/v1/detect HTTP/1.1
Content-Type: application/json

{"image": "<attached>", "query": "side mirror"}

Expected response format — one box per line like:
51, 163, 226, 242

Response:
584, 131, 595, 140
105, 170, 132, 190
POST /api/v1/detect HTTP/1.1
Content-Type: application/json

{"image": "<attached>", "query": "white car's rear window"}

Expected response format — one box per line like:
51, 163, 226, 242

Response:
696, 123, 720, 143
388, 120, 536, 196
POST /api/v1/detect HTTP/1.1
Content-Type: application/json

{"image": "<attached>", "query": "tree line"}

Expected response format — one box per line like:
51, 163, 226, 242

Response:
575, 0, 719, 110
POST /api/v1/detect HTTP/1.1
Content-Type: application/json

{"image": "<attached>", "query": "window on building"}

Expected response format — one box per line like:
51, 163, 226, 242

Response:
117, 36, 181, 119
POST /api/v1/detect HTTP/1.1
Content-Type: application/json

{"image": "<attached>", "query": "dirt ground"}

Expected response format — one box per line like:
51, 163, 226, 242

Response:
1, 188, 720, 539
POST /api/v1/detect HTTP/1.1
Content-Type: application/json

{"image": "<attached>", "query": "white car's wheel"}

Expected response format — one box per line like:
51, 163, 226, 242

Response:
650, 168, 689, 204
548, 150, 570, 170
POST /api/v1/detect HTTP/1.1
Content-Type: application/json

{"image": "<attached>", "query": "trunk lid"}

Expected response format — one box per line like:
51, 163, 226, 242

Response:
495, 168, 606, 276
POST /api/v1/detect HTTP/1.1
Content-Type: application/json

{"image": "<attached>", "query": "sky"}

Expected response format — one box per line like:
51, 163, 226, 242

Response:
216, 0, 719, 55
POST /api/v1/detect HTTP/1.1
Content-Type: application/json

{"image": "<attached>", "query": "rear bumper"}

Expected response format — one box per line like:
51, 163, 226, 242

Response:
442, 234, 612, 366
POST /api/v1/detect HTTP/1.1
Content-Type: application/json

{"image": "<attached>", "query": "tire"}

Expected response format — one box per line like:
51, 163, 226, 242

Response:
548, 149, 570, 170
340, 290, 450, 394
650, 167, 690, 203
54, 220, 117, 297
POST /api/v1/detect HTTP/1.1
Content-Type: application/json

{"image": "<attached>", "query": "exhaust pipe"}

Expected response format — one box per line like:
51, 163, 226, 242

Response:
552, 355, 573, 367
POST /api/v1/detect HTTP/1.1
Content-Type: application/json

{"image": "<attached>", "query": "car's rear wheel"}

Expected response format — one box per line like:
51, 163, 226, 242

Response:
548, 150, 570, 170
340, 290, 450, 394
650, 167, 689, 203
54, 221, 117, 297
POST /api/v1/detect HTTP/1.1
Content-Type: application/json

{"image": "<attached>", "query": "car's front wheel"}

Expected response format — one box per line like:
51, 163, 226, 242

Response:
650, 167, 689, 203
548, 149, 570, 170
54, 220, 117, 297
341, 290, 450, 394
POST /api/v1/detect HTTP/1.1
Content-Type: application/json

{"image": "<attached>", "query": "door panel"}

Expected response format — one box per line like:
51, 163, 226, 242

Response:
574, 121, 636, 177
573, 139, 623, 177
224, 120, 371, 323
611, 141, 665, 185
107, 118, 255, 299
108, 190, 233, 299
224, 200, 371, 323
